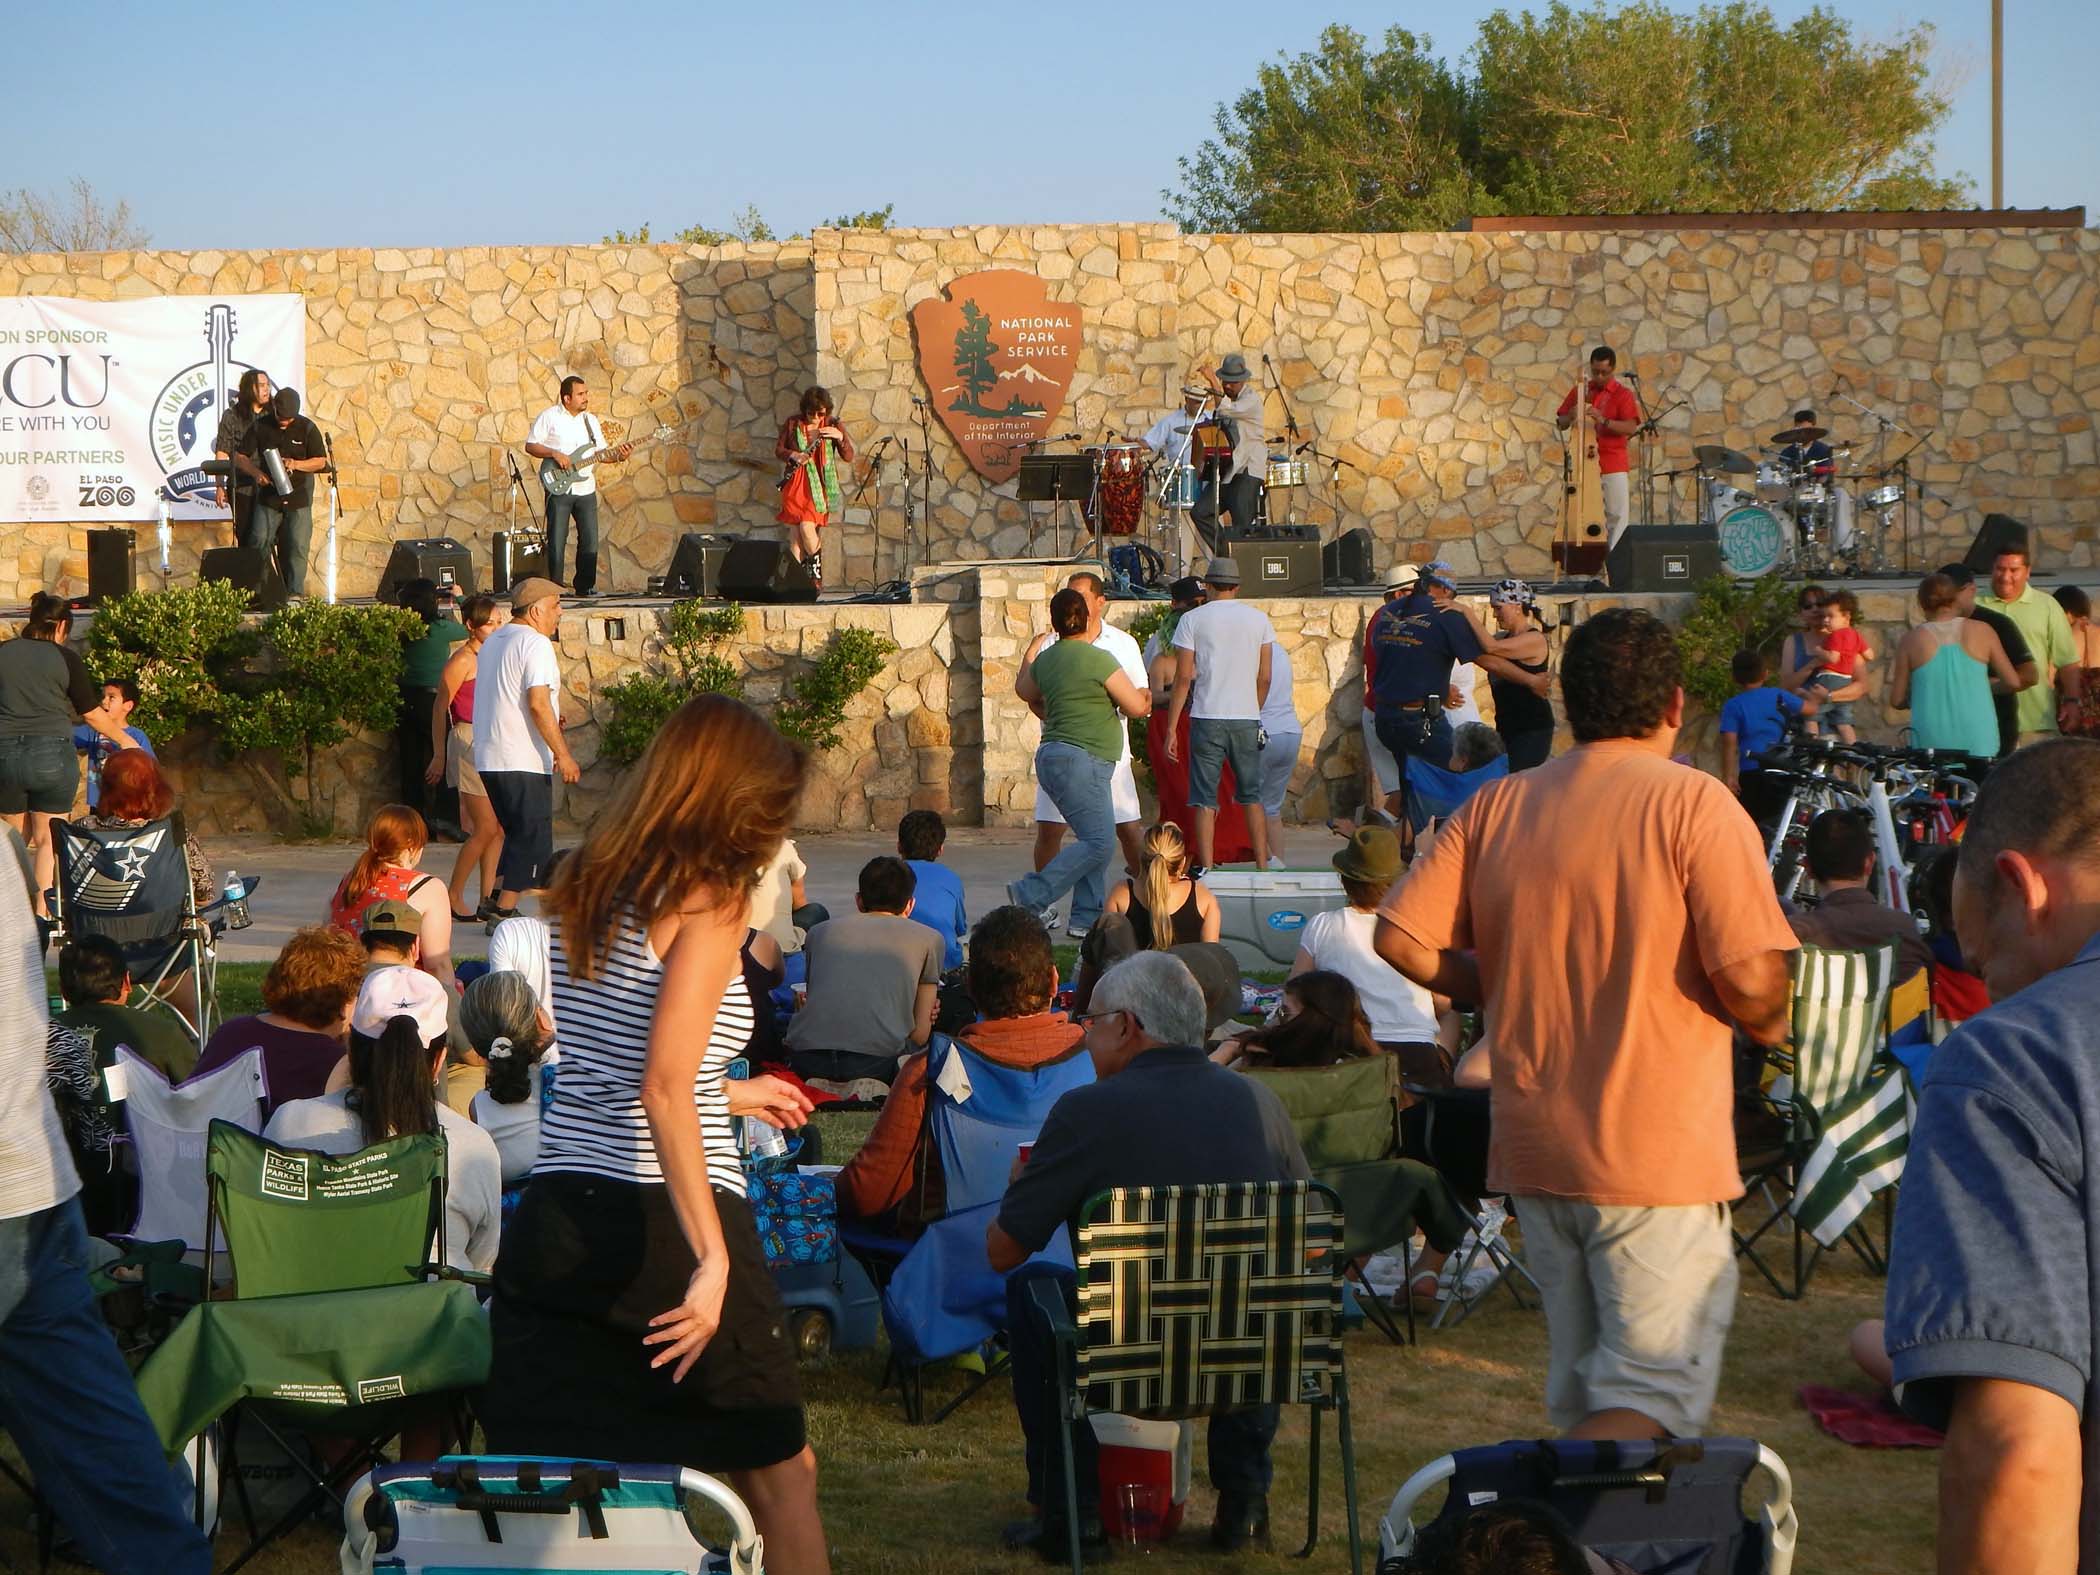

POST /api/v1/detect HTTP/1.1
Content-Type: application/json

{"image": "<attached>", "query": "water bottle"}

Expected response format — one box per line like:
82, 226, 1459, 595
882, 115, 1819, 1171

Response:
746, 1120, 788, 1161
222, 870, 251, 930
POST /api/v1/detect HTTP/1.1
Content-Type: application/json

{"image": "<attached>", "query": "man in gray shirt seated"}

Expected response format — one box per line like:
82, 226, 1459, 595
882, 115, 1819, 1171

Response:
785, 856, 942, 1090
989, 951, 1310, 1562
1785, 809, 1931, 985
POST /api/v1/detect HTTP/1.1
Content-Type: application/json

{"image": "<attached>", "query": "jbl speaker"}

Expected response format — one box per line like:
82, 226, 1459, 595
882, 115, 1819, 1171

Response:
717, 539, 818, 604
664, 533, 738, 598
1321, 526, 1374, 587
1218, 526, 1320, 599
200, 546, 287, 611
377, 537, 476, 603
1963, 512, 2030, 575
492, 531, 547, 591
86, 528, 136, 606
1606, 524, 1721, 592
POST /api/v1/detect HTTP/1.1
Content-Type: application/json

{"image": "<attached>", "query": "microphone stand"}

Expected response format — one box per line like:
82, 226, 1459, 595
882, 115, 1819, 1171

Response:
1625, 370, 1660, 526
1835, 386, 1933, 572
913, 398, 935, 578
1263, 355, 1301, 529
321, 430, 340, 605
849, 436, 891, 583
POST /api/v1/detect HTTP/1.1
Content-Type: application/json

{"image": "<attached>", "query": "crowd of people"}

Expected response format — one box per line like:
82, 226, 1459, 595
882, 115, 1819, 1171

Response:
4, 517, 2100, 1573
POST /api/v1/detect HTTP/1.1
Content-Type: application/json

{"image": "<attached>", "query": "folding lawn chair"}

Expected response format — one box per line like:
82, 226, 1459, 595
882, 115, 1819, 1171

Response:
1402, 753, 1508, 834
1733, 944, 1902, 1300
49, 814, 247, 1052
1246, 1057, 1472, 1344
109, 1046, 268, 1256
1027, 1180, 1361, 1575
858, 1032, 1094, 1421
343, 1457, 763, 1575
1403, 1083, 1539, 1328
133, 1121, 488, 1575
1377, 1436, 1797, 1575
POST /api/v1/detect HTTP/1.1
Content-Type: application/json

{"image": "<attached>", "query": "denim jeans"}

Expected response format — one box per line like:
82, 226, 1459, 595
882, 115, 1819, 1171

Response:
0, 732, 79, 815
1374, 709, 1455, 830
0, 1200, 211, 1575
1011, 742, 1115, 929
245, 499, 312, 596
1007, 1262, 1278, 1512
545, 492, 601, 593
1188, 717, 1262, 809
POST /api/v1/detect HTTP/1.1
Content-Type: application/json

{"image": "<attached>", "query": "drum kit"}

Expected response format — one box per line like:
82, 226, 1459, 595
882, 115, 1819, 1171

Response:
1074, 423, 1310, 565
1694, 421, 1906, 579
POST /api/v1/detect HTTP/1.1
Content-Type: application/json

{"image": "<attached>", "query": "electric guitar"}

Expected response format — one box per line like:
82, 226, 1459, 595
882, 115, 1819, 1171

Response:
536, 422, 679, 496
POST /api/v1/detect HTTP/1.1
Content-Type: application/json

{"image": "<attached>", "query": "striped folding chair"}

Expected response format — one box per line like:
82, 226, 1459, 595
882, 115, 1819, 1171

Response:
1733, 943, 1901, 1300
1025, 1180, 1361, 1575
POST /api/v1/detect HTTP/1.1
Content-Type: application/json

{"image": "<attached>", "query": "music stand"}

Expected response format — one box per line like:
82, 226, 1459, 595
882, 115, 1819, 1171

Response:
1018, 453, 1098, 559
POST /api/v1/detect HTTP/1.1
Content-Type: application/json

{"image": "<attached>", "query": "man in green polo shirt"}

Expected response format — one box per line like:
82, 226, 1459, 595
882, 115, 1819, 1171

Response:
1978, 536, 2084, 745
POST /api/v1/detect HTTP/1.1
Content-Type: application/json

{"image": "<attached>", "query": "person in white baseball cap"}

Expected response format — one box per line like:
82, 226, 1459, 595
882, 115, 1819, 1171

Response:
262, 965, 502, 1274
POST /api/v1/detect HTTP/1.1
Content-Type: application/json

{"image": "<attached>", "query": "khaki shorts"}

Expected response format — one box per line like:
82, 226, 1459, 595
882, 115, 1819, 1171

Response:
448, 722, 485, 797
1517, 1197, 1737, 1437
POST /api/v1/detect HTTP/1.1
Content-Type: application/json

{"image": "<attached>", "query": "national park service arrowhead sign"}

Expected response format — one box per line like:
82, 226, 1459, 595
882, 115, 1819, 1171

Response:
909, 270, 1082, 483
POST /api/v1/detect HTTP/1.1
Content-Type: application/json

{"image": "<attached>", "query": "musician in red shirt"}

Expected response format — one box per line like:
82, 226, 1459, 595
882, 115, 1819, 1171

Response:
1555, 345, 1642, 548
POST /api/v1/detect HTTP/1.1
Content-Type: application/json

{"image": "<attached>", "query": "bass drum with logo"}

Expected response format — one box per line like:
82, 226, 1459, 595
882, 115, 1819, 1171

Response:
1716, 503, 1786, 579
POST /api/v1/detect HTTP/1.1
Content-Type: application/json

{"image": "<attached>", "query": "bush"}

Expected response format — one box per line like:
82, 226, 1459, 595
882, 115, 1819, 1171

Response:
599, 600, 745, 767
1676, 573, 1800, 713
82, 581, 257, 742
775, 627, 898, 752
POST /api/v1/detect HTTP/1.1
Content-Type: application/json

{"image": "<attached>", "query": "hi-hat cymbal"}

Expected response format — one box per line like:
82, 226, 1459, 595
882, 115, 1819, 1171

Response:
1768, 424, 1829, 445
1693, 443, 1757, 476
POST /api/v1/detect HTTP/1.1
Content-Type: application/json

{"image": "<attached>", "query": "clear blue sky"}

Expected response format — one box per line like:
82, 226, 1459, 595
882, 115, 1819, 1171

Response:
11, 0, 2093, 250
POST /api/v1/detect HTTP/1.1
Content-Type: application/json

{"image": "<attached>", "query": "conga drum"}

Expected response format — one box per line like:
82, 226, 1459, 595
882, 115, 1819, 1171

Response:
1084, 443, 1146, 536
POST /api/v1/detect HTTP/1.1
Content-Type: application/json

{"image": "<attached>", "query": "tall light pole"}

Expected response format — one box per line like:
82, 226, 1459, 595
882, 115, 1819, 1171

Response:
1991, 0, 2003, 207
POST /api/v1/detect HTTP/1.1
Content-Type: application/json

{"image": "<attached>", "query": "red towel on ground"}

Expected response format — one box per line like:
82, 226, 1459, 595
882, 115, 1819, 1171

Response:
1798, 1384, 1944, 1448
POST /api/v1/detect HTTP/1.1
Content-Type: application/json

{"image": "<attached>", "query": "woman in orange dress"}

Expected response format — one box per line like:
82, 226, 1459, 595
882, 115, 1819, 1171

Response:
774, 386, 854, 593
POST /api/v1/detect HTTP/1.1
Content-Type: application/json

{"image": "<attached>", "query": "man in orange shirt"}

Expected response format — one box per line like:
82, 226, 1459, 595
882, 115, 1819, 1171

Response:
1376, 608, 1795, 1440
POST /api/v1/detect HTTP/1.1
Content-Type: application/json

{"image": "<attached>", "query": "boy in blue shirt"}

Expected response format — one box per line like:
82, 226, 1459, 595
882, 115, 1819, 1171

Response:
898, 808, 968, 973
1719, 649, 1816, 826
72, 678, 153, 811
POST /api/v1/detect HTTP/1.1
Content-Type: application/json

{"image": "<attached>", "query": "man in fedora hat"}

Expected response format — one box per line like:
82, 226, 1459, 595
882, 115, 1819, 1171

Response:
1164, 555, 1276, 873
1196, 354, 1266, 549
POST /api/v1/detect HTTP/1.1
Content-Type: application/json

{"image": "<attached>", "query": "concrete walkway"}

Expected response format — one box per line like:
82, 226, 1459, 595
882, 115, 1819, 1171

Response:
208, 828, 1049, 963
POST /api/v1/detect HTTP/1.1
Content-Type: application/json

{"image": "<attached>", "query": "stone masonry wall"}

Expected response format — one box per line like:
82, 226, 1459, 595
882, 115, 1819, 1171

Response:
8, 221, 2096, 603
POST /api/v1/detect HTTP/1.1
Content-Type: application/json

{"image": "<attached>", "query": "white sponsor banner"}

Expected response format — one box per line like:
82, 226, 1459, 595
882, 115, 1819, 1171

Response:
0, 294, 305, 524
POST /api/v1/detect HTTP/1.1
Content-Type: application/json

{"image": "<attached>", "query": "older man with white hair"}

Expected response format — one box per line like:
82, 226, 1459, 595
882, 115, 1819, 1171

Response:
988, 951, 1310, 1562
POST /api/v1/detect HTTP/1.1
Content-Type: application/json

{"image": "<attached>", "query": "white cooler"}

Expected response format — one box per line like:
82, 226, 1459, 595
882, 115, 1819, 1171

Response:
1090, 1413, 1192, 1542
1206, 867, 1349, 969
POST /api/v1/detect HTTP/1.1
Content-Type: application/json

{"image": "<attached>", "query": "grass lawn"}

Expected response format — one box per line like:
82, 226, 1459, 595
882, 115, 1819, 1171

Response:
9, 966, 1939, 1571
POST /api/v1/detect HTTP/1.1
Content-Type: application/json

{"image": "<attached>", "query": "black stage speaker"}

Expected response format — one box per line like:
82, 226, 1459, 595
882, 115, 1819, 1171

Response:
85, 528, 135, 606
1963, 512, 2030, 575
200, 546, 287, 611
717, 538, 818, 604
1321, 526, 1374, 587
491, 531, 547, 591
377, 537, 476, 603
1607, 524, 1722, 592
664, 533, 738, 598
1219, 526, 1321, 599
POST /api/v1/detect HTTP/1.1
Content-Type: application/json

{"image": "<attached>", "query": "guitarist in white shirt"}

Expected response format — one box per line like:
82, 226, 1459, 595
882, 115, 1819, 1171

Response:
523, 376, 630, 597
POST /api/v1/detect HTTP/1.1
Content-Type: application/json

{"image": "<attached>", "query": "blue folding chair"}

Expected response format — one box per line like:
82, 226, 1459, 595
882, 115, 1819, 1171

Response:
1378, 1437, 1797, 1574
1403, 753, 1508, 830
867, 1033, 1094, 1422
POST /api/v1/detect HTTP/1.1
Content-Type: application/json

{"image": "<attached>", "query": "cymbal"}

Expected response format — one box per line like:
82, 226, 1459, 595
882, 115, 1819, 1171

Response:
1768, 424, 1829, 445
1693, 444, 1756, 476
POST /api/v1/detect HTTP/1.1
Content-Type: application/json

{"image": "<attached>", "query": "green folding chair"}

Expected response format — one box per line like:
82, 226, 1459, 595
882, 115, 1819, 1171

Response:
1027, 1180, 1362, 1575
133, 1119, 486, 1574
1245, 1057, 1471, 1343
1733, 943, 1901, 1300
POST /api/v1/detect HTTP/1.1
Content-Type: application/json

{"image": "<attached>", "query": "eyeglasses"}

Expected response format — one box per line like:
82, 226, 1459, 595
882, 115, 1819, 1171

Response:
1074, 1007, 1133, 1029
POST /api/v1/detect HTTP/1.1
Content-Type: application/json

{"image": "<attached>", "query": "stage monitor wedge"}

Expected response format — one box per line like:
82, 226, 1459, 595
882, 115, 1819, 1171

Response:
1217, 526, 1320, 599
86, 528, 136, 606
1606, 523, 1721, 593
1321, 526, 1374, 588
664, 533, 739, 599
492, 531, 547, 592
378, 538, 475, 603
200, 546, 288, 611
717, 539, 818, 604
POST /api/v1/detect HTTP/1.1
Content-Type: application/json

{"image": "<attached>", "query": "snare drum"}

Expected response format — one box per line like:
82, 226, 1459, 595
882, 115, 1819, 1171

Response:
1084, 443, 1146, 536
1160, 465, 1199, 510
1863, 483, 1903, 511
1265, 450, 1307, 489
1717, 504, 1786, 578
1755, 461, 1796, 501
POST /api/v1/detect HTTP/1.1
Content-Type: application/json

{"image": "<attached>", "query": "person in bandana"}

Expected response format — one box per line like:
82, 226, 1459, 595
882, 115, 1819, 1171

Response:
775, 386, 855, 593
1486, 579, 1557, 770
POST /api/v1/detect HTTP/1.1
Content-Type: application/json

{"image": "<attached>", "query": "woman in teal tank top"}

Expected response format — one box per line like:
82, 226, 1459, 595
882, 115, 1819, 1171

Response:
1890, 573, 2022, 757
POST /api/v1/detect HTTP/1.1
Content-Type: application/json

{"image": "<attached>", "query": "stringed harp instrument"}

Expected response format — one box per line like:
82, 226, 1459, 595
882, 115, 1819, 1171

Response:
1554, 355, 1608, 576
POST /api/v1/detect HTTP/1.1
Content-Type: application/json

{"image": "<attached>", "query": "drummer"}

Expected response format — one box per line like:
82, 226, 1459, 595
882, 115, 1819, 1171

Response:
1776, 407, 1854, 551
1137, 380, 1221, 569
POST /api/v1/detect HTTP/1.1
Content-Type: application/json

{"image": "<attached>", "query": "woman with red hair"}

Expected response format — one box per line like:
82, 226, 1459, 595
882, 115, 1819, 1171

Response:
83, 749, 214, 1024
327, 804, 454, 984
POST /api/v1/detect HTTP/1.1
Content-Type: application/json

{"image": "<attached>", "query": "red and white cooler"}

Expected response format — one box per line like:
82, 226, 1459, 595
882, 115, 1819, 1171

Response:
1091, 1413, 1193, 1542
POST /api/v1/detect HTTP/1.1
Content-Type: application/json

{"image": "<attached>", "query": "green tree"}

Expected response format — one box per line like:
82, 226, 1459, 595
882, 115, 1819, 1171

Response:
599, 601, 746, 767
1676, 572, 1801, 713
1170, 5, 1966, 230
774, 628, 897, 752
951, 301, 999, 412
0, 177, 148, 252
823, 204, 895, 231
603, 203, 894, 246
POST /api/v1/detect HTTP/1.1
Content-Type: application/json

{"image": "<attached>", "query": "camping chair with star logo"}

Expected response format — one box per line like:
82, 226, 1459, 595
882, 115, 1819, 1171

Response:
50, 812, 245, 1054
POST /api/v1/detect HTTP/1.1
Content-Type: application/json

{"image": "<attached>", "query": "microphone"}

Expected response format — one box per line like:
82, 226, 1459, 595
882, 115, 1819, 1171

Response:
1623, 370, 1642, 383
1295, 441, 1315, 455
911, 394, 927, 408
1261, 353, 1272, 364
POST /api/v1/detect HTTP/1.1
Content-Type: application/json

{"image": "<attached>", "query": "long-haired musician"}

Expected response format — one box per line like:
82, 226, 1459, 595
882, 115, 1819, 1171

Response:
213, 369, 274, 546
775, 386, 855, 593
1554, 345, 1640, 548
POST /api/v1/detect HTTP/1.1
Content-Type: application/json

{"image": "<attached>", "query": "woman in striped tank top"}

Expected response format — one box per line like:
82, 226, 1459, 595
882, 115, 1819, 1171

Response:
481, 696, 830, 1573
